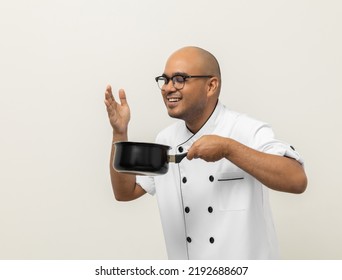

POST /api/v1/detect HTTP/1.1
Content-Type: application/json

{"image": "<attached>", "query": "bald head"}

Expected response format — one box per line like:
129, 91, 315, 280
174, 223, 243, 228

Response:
167, 46, 221, 93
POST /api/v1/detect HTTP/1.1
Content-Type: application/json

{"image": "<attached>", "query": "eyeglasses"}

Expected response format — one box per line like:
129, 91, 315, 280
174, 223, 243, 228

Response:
155, 74, 213, 90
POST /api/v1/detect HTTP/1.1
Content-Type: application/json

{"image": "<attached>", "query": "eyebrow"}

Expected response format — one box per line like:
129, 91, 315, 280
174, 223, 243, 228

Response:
162, 72, 188, 77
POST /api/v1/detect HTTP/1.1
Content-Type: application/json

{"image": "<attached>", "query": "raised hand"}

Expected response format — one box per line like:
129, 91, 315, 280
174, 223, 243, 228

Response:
104, 85, 131, 135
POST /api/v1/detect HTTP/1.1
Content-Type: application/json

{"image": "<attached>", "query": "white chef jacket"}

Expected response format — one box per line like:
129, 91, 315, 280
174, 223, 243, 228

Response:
136, 101, 303, 260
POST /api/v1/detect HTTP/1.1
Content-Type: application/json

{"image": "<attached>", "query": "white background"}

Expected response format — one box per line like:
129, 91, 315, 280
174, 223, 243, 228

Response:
0, 0, 341, 259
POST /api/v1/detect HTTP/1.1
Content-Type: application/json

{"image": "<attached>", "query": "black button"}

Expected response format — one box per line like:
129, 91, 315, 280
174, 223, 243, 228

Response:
209, 175, 214, 182
185, 207, 190, 213
209, 237, 215, 244
187, 237, 192, 243
178, 146, 184, 153
182, 177, 187, 184
208, 206, 213, 213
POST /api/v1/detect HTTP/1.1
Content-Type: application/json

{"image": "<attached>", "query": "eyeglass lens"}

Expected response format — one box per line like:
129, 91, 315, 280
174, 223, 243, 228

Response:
157, 75, 185, 90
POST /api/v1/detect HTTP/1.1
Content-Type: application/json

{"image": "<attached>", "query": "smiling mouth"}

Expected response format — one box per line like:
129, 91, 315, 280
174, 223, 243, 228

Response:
167, 97, 181, 102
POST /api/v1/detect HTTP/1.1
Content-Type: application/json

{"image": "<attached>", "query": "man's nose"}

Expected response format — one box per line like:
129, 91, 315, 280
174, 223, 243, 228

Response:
164, 79, 176, 92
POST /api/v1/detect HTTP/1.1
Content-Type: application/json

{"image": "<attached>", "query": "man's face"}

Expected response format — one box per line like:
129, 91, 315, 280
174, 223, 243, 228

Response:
160, 51, 210, 128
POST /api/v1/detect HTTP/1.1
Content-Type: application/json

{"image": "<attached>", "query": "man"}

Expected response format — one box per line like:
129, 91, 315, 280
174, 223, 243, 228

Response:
104, 46, 307, 259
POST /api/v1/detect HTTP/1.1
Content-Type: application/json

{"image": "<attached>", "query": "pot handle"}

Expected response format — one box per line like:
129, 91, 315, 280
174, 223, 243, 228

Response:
168, 152, 188, 164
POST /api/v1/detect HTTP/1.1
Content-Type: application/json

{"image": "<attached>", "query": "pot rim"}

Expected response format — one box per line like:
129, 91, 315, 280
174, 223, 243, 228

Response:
114, 141, 171, 150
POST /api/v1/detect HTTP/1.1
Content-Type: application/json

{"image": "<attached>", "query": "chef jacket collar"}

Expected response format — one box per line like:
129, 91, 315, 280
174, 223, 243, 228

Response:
177, 100, 223, 147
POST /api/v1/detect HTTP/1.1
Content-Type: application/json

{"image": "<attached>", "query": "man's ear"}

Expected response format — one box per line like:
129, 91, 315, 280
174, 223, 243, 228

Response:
207, 77, 220, 97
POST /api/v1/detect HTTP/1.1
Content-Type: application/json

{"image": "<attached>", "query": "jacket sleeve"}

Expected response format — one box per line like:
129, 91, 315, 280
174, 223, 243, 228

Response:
252, 123, 304, 165
136, 175, 156, 195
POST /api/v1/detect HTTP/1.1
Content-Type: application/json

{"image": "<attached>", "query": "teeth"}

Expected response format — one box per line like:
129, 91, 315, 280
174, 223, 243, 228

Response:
168, 98, 180, 102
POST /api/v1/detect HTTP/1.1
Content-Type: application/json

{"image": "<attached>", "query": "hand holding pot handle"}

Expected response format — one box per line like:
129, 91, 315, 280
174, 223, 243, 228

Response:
104, 85, 131, 136
187, 135, 228, 162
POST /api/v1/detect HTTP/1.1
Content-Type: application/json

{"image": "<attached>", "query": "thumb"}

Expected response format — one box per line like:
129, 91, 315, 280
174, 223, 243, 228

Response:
186, 146, 195, 160
118, 89, 128, 106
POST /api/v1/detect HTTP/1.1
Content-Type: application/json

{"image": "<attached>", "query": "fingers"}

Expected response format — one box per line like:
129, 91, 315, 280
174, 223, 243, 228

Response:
118, 88, 128, 106
186, 146, 196, 160
186, 153, 194, 160
187, 137, 203, 160
104, 86, 128, 107
104, 85, 114, 107
106, 84, 112, 93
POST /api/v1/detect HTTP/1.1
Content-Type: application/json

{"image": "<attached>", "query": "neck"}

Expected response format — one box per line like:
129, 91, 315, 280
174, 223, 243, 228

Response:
186, 100, 218, 134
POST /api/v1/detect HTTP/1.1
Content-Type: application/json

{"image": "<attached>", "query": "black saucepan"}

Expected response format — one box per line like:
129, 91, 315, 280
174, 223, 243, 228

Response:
113, 141, 187, 176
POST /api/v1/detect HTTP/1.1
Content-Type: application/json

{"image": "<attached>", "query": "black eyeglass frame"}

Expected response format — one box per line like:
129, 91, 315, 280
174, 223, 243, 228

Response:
155, 73, 213, 90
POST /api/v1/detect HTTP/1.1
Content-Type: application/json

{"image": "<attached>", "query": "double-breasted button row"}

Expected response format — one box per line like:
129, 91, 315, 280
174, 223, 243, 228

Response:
184, 206, 214, 213
186, 237, 215, 244
182, 175, 215, 184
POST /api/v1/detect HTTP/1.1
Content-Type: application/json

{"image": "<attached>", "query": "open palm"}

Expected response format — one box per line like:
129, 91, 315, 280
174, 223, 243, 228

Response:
104, 85, 130, 134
